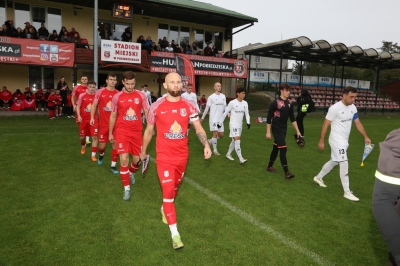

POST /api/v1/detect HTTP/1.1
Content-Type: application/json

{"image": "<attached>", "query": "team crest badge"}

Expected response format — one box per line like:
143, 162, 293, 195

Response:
134, 98, 139, 104
119, 143, 123, 148
180, 108, 187, 117
233, 60, 246, 77
103, 51, 110, 58
164, 170, 169, 177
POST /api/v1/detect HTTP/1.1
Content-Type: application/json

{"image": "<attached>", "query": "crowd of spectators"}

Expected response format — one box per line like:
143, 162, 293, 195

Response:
0, 20, 88, 48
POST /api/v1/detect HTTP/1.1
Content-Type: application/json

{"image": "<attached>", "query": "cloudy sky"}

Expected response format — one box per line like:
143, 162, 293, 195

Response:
201, 0, 400, 52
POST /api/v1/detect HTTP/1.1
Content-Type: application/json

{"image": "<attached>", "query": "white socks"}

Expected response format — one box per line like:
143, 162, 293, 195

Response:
227, 140, 235, 155
86, 136, 90, 142
317, 160, 338, 178
169, 223, 179, 238
211, 137, 217, 151
234, 140, 243, 160
111, 161, 117, 167
339, 161, 350, 192
124, 185, 130, 191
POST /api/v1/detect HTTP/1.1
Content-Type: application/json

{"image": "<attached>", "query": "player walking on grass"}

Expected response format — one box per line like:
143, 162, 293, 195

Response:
266, 83, 301, 179
109, 71, 150, 201
200, 82, 226, 155
220, 88, 250, 164
76, 81, 98, 161
72, 75, 91, 145
181, 83, 200, 136
140, 73, 211, 251
90, 72, 120, 174
313, 86, 371, 201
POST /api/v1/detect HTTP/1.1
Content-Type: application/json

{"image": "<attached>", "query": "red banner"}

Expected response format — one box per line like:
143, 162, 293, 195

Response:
150, 52, 248, 78
175, 54, 196, 92
0, 36, 75, 67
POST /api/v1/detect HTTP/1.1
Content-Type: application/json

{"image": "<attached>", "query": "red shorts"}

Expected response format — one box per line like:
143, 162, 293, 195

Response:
98, 126, 109, 143
79, 120, 98, 137
115, 131, 142, 155
156, 158, 187, 187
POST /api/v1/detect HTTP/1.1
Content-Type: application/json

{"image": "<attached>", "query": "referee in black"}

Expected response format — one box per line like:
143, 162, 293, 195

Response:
266, 83, 301, 179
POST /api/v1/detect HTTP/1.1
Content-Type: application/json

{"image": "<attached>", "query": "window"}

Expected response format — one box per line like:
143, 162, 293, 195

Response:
179, 26, 190, 47
169, 25, 179, 44
14, 2, 30, 29
98, 21, 131, 43
29, 66, 55, 91
214, 31, 223, 52
0, 0, 6, 26
47, 8, 62, 33
43, 68, 55, 90
14, 4, 61, 33
157, 23, 168, 43
158, 24, 191, 46
195, 29, 204, 49
32, 6, 45, 30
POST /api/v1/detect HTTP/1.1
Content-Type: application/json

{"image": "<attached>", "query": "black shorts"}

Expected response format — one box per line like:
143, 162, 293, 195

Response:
56, 104, 62, 108
48, 106, 55, 110
273, 130, 287, 148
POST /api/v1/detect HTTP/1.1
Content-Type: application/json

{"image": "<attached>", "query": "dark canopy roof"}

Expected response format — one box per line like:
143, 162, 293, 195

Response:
244, 36, 400, 70
44, 0, 258, 28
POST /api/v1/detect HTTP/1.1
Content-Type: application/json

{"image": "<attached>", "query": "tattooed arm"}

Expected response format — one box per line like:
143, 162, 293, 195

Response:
192, 119, 212, 159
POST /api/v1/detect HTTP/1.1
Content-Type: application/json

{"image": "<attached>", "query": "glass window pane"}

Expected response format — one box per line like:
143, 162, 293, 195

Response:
48, 12, 61, 33
32, 6, 45, 24
44, 68, 55, 90
169, 25, 178, 44
113, 24, 127, 41
214, 31, 223, 52
179, 26, 190, 47
29, 66, 42, 90
14, 2, 30, 29
205, 30, 213, 45
0, 0, 5, 26
158, 23, 168, 43
195, 29, 204, 49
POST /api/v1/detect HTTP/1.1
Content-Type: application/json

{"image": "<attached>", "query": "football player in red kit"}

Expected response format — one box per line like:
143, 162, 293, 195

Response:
76, 81, 98, 161
90, 72, 120, 174
47, 90, 57, 119
140, 73, 212, 250
72, 75, 91, 145
109, 71, 150, 201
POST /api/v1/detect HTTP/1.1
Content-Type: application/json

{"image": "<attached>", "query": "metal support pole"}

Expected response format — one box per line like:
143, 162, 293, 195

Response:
279, 50, 283, 85
299, 61, 303, 88
93, 0, 98, 85
247, 55, 252, 94
332, 63, 337, 105
340, 65, 345, 89
73, 68, 77, 85
158, 73, 162, 97
374, 67, 380, 111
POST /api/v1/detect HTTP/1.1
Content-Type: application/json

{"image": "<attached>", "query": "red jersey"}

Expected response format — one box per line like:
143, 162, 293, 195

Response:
77, 92, 97, 121
147, 97, 198, 159
0, 90, 12, 101
54, 94, 62, 105
67, 94, 72, 106
94, 87, 119, 127
47, 94, 56, 107
111, 90, 149, 134
72, 85, 88, 103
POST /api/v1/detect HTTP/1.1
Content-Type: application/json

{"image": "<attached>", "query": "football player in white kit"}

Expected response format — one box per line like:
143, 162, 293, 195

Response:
313, 86, 371, 202
181, 83, 200, 136
220, 88, 250, 164
200, 82, 226, 155
141, 84, 152, 124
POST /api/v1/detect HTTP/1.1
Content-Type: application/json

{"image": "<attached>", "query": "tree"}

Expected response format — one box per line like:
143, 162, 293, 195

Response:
379, 41, 400, 53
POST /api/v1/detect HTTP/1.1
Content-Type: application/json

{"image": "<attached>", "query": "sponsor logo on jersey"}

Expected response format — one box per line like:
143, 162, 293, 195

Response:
162, 179, 172, 183
164, 120, 186, 139
180, 108, 187, 117
84, 103, 92, 112
103, 101, 112, 111
123, 107, 138, 121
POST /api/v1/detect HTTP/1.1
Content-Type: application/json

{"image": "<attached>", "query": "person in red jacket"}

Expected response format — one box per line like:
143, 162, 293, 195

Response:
47, 90, 57, 119
0, 86, 13, 110
35, 88, 46, 111
66, 90, 74, 118
54, 90, 63, 118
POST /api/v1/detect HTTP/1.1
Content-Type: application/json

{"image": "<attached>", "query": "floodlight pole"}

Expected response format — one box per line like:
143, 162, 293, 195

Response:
332, 62, 337, 105
247, 54, 252, 94
374, 66, 380, 109
299, 61, 303, 88
340, 65, 345, 89
279, 49, 283, 85
93, 0, 98, 85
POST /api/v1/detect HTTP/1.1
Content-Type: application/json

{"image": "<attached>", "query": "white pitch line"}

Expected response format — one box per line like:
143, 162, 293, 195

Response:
149, 158, 333, 265
0, 132, 74, 135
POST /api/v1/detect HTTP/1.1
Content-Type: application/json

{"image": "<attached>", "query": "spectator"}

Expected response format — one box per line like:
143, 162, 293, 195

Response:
12, 89, 24, 101
203, 42, 212, 56
0, 86, 13, 111
23, 22, 37, 36
68, 27, 80, 38
149, 42, 159, 54
121, 27, 132, 42
5, 20, 16, 36
223, 51, 230, 58
71, 32, 81, 47
0, 24, 6, 36
145, 36, 153, 49
57, 76, 69, 115
49, 30, 59, 41
136, 35, 146, 49
211, 45, 220, 57
171, 40, 176, 49
60, 31, 71, 42
44, 88, 50, 110
99, 25, 111, 40
47, 90, 56, 119
15, 27, 25, 38
54, 90, 63, 118
35, 88, 45, 111
24, 87, 33, 100
182, 42, 192, 54
59, 26, 68, 37
165, 43, 173, 52
199, 94, 207, 113
150, 92, 157, 103
65, 90, 74, 118
27, 27, 37, 39
38, 23, 49, 40
173, 43, 182, 53
191, 42, 198, 54
159, 37, 169, 50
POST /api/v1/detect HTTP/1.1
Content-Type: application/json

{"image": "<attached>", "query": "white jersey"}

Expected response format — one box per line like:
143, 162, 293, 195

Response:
181, 92, 199, 111
201, 93, 226, 123
142, 90, 152, 105
221, 99, 250, 128
326, 101, 358, 145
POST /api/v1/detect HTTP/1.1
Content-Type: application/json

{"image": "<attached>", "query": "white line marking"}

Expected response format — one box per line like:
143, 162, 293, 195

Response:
0, 132, 74, 135
149, 158, 333, 265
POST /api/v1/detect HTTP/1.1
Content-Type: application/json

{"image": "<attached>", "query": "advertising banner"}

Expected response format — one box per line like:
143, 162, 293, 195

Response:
0, 36, 74, 67
286, 74, 300, 85
303, 75, 318, 86
101, 40, 141, 64
335, 78, 343, 87
346, 79, 358, 88
175, 54, 196, 92
268, 72, 286, 84
318, 77, 332, 87
150, 51, 248, 78
358, 80, 370, 90
250, 71, 268, 83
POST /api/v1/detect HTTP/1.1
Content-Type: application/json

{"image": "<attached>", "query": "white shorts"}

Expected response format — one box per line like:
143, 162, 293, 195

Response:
209, 122, 224, 132
229, 126, 242, 138
330, 142, 349, 162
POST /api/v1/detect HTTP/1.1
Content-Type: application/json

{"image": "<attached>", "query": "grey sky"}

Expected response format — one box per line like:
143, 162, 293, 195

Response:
201, 0, 400, 52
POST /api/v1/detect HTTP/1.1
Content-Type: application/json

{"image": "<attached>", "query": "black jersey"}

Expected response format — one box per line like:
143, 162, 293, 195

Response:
267, 97, 295, 133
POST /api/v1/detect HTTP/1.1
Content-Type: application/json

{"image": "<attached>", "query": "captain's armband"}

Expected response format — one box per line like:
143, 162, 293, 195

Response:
190, 112, 199, 122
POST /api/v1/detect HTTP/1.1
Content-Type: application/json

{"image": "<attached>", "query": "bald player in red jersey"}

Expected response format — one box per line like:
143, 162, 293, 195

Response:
76, 80, 98, 161
141, 73, 212, 251
90, 72, 120, 174
72, 75, 91, 145
109, 71, 150, 201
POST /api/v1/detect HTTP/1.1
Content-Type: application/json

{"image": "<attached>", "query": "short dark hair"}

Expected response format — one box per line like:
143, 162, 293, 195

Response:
236, 87, 245, 94
107, 72, 116, 79
187, 83, 193, 86
343, 86, 357, 94
87, 80, 97, 86
81, 75, 87, 78
279, 83, 291, 91
143, 84, 148, 87
122, 71, 136, 80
